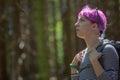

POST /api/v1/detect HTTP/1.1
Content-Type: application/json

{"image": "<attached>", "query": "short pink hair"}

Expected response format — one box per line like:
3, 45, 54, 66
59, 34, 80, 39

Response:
78, 5, 107, 32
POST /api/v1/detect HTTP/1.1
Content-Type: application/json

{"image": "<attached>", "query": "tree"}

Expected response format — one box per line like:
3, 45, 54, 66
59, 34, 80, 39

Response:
17, 0, 39, 80
102, 0, 120, 40
60, 0, 73, 79
33, 0, 50, 79
5, 0, 20, 80
0, 1, 8, 80
48, 0, 59, 80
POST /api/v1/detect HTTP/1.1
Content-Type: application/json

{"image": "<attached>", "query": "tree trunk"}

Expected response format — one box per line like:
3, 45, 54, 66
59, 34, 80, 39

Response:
33, 0, 50, 80
48, 0, 58, 80
18, 0, 39, 80
102, 0, 120, 40
60, 0, 73, 79
6, 0, 20, 80
0, 0, 8, 80
0, 13, 8, 80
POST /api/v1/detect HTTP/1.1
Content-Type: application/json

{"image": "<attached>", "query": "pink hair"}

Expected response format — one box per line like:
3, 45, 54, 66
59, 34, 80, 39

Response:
77, 5, 107, 32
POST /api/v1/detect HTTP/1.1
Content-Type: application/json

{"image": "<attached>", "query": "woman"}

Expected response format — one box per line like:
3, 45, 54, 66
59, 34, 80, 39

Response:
70, 5, 119, 80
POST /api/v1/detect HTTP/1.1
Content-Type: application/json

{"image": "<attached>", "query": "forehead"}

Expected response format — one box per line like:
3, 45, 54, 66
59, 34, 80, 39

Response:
78, 16, 85, 19
78, 16, 90, 22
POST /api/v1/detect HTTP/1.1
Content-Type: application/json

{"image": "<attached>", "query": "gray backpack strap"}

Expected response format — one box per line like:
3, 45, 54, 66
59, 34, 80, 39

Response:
95, 39, 114, 69
96, 39, 111, 52
95, 39, 110, 69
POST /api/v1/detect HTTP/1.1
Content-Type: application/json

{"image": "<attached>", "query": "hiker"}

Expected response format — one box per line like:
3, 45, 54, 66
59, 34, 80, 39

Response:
70, 5, 119, 80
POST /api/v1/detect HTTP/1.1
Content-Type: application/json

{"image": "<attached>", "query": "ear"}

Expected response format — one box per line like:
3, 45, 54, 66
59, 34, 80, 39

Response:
92, 24, 97, 29
92, 24, 98, 31
91, 23, 99, 34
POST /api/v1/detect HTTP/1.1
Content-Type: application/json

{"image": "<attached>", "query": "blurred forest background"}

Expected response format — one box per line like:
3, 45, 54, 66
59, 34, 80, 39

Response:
0, 0, 120, 80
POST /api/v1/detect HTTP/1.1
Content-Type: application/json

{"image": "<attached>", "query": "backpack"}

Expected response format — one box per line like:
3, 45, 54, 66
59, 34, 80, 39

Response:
97, 39, 120, 80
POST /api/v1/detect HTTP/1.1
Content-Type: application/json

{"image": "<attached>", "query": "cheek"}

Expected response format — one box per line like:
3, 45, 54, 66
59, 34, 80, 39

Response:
81, 24, 91, 32
83, 26, 93, 36
80, 22, 91, 28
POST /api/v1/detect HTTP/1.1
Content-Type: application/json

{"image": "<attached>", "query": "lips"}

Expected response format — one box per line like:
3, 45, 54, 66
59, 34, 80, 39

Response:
76, 28, 79, 31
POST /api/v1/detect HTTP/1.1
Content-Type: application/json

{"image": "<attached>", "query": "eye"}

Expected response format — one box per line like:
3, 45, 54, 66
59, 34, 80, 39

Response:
79, 18, 85, 22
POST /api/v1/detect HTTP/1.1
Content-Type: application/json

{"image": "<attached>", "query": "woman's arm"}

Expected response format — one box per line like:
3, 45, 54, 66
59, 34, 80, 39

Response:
70, 51, 83, 80
90, 57, 104, 77
70, 68, 79, 80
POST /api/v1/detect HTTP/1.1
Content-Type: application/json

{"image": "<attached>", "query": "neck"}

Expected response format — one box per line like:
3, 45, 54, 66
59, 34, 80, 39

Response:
84, 36, 100, 51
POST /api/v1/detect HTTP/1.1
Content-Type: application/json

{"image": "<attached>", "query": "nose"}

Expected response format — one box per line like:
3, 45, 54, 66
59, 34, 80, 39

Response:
74, 22, 79, 27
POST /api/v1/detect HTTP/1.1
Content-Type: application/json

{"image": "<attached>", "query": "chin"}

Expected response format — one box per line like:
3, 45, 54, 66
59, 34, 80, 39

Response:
76, 34, 84, 39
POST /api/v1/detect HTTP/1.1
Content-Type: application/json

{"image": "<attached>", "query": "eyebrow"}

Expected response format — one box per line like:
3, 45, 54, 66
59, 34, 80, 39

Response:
78, 16, 85, 21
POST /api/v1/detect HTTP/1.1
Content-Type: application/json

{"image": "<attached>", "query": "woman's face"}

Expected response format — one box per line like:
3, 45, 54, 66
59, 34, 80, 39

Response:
74, 16, 94, 39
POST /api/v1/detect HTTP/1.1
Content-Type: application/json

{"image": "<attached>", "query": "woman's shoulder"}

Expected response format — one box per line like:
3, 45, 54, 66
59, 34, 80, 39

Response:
103, 44, 116, 52
102, 44, 119, 58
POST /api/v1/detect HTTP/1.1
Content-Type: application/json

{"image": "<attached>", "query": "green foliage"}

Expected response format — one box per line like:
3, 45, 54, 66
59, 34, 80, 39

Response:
56, 21, 64, 65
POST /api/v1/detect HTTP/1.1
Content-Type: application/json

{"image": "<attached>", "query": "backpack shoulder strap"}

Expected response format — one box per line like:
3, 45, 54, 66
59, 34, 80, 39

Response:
95, 39, 112, 69
96, 39, 112, 52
